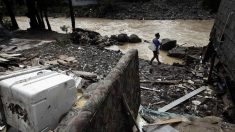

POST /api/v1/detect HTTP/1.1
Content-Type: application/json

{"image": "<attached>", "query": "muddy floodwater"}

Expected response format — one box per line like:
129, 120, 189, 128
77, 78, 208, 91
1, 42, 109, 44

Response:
16, 17, 214, 64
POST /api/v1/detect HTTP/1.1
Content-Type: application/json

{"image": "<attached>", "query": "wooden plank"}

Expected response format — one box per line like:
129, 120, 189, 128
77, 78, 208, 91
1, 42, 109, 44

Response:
0, 53, 21, 57
140, 86, 161, 92
145, 118, 182, 126
0, 57, 9, 62
0, 53, 21, 61
158, 86, 207, 112
140, 80, 181, 85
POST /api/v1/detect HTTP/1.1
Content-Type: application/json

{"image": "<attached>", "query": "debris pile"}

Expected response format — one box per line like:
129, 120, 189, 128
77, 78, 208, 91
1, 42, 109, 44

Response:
139, 106, 235, 132
168, 46, 205, 64
1, 27, 234, 131
0, 53, 22, 72
18, 42, 123, 76
139, 60, 226, 119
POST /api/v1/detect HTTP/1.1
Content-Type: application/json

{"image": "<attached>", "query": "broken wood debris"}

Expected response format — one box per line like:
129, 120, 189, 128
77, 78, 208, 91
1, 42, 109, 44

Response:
158, 86, 208, 112
145, 118, 182, 126
0, 57, 9, 62
58, 55, 76, 63
0, 53, 21, 62
143, 124, 179, 132
23, 53, 39, 61
140, 86, 161, 92
151, 101, 165, 106
140, 80, 181, 85
72, 70, 98, 79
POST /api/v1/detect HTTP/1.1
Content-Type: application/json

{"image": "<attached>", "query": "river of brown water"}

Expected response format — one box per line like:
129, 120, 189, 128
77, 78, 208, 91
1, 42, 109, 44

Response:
16, 17, 214, 64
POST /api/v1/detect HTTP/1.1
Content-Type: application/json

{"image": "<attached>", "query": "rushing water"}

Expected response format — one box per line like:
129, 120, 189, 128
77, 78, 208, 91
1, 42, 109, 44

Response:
16, 17, 214, 64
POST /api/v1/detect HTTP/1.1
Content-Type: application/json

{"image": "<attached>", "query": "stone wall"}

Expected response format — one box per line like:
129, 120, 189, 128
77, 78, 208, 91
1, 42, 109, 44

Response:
67, 49, 140, 132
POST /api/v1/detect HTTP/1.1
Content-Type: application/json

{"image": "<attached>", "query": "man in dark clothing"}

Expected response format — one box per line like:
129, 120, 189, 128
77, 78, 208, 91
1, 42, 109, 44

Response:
150, 33, 161, 65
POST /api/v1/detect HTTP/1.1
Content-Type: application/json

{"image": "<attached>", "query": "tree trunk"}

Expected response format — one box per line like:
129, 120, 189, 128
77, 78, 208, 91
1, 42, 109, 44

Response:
35, 8, 45, 29
0, 15, 3, 26
44, 8, 51, 31
2, 0, 19, 30
39, 10, 46, 29
68, 0, 75, 32
26, 0, 39, 29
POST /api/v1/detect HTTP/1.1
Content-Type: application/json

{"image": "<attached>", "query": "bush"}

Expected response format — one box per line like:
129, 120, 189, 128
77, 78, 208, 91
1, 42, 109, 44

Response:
60, 25, 70, 34
2, 17, 12, 29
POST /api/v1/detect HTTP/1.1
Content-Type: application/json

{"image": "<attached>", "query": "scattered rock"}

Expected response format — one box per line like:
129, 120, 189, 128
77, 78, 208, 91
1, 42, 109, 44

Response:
71, 28, 120, 47
161, 38, 177, 51
129, 34, 141, 43
117, 33, 129, 43
168, 47, 187, 58
71, 28, 101, 45
110, 35, 118, 40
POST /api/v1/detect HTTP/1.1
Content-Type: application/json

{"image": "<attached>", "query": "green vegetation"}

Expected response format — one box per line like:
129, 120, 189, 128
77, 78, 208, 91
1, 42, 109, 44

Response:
60, 25, 70, 34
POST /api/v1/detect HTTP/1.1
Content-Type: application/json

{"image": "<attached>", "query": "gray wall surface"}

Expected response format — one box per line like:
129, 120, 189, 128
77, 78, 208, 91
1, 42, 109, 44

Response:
210, 0, 235, 79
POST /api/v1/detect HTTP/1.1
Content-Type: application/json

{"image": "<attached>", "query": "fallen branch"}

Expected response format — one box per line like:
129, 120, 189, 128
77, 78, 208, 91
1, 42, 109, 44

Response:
158, 86, 208, 112
140, 80, 181, 85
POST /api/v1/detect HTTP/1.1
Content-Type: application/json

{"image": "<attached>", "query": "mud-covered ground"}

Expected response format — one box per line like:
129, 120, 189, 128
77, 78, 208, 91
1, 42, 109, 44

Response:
139, 60, 226, 120
73, 0, 214, 20
18, 43, 123, 76
12, 41, 226, 122
0, 27, 229, 122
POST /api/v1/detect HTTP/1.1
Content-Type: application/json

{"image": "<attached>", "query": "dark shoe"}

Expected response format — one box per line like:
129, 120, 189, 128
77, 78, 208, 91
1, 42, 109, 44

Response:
158, 62, 161, 65
149, 62, 152, 65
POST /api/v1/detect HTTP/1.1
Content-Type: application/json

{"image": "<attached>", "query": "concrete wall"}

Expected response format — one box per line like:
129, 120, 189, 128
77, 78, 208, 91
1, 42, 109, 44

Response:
210, 0, 235, 79
66, 49, 140, 132
209, 0, 235, 103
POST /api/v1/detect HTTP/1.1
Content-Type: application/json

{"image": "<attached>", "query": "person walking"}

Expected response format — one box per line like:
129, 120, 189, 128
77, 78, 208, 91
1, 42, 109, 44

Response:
149, 33, 161, 65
